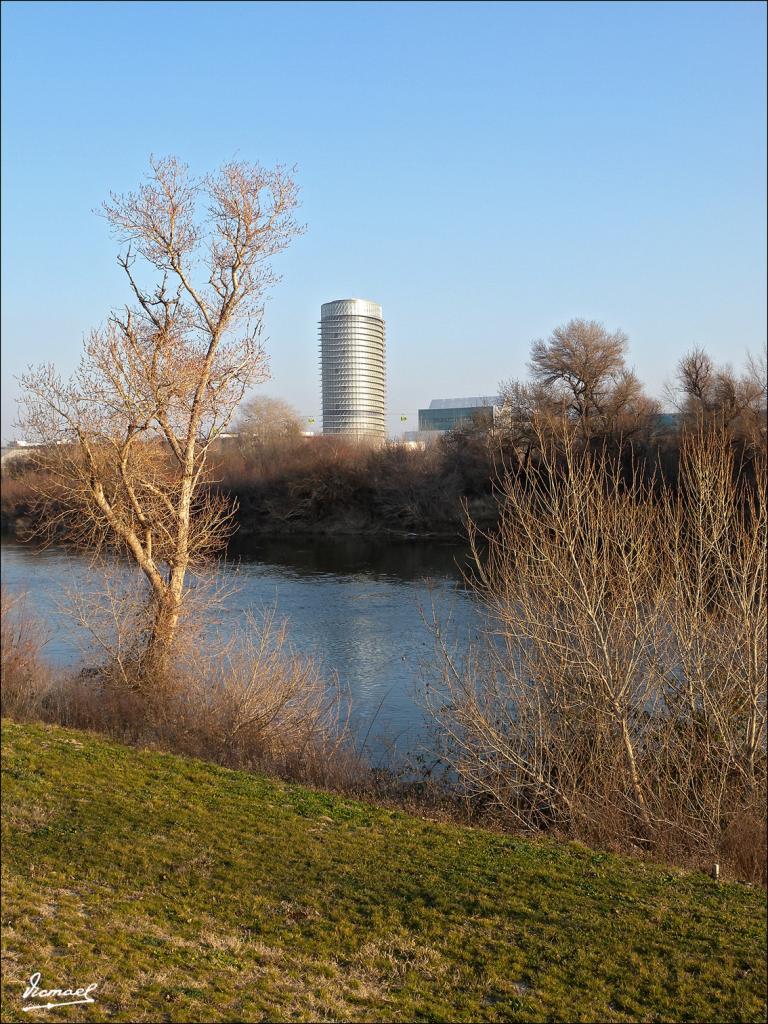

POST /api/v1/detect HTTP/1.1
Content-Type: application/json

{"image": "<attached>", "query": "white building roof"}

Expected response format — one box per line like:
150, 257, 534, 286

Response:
427, 396, 500, 410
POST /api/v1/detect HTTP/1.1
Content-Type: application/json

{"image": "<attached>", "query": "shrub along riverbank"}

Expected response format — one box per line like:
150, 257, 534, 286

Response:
2, 719, 766, 1023
0, 433, 500, 540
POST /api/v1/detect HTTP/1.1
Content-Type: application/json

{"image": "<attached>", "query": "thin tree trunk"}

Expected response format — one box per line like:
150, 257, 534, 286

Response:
619, 714, 654, 839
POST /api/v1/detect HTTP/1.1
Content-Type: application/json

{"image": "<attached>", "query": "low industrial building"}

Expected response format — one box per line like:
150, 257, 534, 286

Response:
417, 396, 501, 434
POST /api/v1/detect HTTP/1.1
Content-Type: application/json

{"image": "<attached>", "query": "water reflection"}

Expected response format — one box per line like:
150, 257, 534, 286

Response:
226, 533, 475, 582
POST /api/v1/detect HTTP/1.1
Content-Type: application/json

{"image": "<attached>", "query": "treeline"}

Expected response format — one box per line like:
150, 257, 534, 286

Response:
211, 322, 766, 536
3, 321, 765, 540
212, 431, 498, 536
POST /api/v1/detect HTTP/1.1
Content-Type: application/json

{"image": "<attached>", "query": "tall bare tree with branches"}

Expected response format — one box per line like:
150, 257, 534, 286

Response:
528, 319, 658, 442
19, 157, 303, 673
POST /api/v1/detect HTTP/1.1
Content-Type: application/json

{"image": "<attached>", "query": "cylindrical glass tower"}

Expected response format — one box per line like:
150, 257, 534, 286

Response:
320, 298, 386, 441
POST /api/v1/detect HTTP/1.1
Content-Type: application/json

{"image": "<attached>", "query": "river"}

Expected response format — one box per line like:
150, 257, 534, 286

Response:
1, 536, 483, 761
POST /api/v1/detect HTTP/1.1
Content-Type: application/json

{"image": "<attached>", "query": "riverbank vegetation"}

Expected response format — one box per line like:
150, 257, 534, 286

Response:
3, 425, 766, 884
5, 337, 764, 542
2, 719, 766, 1023
426, 426, 766, 884
0, 588, 359, 792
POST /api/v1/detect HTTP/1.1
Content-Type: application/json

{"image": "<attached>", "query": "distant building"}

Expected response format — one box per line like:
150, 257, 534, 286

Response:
401, 430, 439, 449
417, 396, 501, 434
320, 298, 386, 441
1, 439, 39, 470
653, 412, 682, 431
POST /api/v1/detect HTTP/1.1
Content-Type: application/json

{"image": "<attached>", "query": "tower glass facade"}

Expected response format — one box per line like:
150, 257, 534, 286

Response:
320, 298, 386, 440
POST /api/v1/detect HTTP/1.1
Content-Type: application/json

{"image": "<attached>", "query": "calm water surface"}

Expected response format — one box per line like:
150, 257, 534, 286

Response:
1, 536, 483, 759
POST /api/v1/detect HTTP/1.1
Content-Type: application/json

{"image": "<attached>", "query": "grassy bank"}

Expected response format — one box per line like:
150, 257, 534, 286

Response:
2, 720, 766, 1023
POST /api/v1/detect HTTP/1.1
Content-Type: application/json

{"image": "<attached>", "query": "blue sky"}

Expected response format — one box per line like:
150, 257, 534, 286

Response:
2, 0, 765, 440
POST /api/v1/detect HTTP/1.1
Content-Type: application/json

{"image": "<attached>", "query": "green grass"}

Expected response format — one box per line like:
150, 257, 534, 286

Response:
1, 720, 765, 1023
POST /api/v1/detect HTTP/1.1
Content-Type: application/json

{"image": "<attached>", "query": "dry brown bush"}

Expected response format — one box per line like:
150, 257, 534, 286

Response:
0, 589, 52, 719
208, 431, 499, 536
1, 563, 363, 790
425, 426, 767, 880
1, 467, 64, 534
35, 578, 361, 787
161, 610, 357, 786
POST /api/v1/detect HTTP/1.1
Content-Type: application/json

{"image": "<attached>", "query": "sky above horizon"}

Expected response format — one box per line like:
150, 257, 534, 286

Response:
2, 0, 765, 441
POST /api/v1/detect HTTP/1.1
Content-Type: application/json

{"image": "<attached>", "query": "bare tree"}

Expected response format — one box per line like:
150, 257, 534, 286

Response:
235, 395, 303, 447
670, 347, 767, 449
19, 157, 303, 674
496, 379, 540, 459
497, 376, 586, 461
528, 319, 658, 441
673, 346, 714, 407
